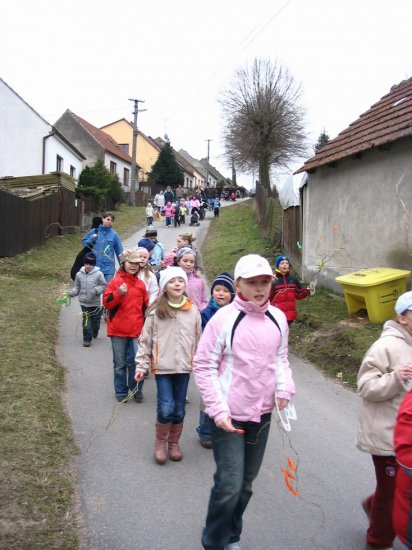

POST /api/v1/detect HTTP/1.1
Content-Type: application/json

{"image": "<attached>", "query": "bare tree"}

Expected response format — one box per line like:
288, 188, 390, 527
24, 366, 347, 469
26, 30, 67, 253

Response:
220, 58, 308, 191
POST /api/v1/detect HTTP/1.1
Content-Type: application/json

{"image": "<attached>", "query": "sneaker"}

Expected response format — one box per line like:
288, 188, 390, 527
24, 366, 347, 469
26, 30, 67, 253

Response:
224, 542, 242, 550
92, 329, 99, 339
83, 341, 91, 347
116, 395, 128, 403
185, 396, 190, 404
200, 439, 212, 449
134, 390, 143, 403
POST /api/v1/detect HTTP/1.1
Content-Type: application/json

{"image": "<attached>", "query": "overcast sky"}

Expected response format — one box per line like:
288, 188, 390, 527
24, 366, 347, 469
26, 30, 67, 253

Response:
2, 0, 411, 188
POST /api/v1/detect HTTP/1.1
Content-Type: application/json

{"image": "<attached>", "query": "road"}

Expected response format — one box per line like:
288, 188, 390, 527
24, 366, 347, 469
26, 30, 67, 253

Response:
58, 201, 407, 550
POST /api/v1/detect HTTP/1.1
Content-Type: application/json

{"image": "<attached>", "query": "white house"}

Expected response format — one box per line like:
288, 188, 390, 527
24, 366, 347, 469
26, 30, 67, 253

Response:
0, 78, 85, 179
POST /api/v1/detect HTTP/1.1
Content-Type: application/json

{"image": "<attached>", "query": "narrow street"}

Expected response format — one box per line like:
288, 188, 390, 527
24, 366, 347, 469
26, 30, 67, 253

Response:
58, 202, 406, 550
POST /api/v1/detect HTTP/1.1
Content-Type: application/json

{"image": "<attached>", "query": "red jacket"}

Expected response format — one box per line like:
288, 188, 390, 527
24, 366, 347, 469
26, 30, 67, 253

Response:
393, 390, 412, 547
103, 270, 148, 337
269, 270, 310, 322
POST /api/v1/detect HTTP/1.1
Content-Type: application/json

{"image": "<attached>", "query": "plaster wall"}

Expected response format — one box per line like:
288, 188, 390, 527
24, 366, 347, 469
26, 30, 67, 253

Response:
55, 113, 103, 167
44, 135, 83, 178
0, 80, 50, 176
302, 139, 412, 292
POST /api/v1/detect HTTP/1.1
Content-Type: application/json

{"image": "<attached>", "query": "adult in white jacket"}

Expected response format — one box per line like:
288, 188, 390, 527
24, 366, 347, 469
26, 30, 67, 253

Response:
193, 254, 295, 550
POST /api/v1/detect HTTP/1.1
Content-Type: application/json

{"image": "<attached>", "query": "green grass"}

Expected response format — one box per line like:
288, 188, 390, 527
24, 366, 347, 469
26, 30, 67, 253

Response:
201, 200, 380, 387
0, 205, 145, 549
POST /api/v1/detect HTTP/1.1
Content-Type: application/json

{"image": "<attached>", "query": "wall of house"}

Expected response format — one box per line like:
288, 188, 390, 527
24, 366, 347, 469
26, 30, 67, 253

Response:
301, 139, 412, 292
104, 152, 131, 190
0, 80, 50, 177
55, 114, 103, 168
43, 135, 83, 179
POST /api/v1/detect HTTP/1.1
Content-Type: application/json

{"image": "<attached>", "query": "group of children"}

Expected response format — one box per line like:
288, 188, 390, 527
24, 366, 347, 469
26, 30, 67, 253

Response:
68, 219, 412, 550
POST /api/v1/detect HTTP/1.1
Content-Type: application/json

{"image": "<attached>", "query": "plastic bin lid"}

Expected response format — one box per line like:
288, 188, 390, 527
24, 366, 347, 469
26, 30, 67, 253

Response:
335, 268, 411, 287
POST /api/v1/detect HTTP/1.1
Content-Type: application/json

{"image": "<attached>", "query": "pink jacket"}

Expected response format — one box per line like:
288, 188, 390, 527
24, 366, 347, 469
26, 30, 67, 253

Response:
193, 296, 294, 423
186, 271, 208, 310
164, 205, 174, 217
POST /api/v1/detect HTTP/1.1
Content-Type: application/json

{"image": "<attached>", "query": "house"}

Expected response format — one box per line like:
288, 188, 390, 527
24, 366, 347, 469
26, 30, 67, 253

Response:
178, 149, 207, 188
0, 78, 85, 179
54, 110, 134, 191
295, 77, 412, 292
100, 119, 160, 185
199, 158, 226, 187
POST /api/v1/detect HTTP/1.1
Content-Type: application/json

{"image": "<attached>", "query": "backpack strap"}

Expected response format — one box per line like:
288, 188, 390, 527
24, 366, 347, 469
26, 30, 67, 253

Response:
230, 311, 246, 347
265, 310, 282, 336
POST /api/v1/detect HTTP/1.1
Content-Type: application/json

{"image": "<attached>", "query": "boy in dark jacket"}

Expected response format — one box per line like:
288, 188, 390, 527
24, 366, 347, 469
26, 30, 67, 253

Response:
270, 255, 310, 325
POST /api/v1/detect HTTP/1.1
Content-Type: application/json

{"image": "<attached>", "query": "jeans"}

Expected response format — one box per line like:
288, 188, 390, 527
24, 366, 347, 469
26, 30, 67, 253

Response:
165, 216, 172, 227
147, 216, 153, 225
155, 373, 190, 424
202, 413, 272, 550
81, 305, 102, 343
365, 454, 399, 548
110, 336, 138, 398
197, 410, 212, 440
125, 339, 144, 392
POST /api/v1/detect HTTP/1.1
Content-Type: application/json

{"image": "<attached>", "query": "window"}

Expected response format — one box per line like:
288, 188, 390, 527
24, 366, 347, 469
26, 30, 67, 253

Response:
70, 165, 76, 178
110, 161, 117, 174
123, 168, 130, 186
120, 143, 129, 153
56, 155, 63, 171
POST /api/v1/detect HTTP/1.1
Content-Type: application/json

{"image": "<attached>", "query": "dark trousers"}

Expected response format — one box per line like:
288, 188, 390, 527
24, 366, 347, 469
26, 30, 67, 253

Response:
202, 414, 271, 550
81, 305, 102, 343
364, 454, 399, 548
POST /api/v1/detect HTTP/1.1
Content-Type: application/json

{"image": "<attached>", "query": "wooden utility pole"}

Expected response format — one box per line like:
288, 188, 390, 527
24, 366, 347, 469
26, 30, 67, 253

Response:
205, 139, 212, 187
128, 98, 146, 206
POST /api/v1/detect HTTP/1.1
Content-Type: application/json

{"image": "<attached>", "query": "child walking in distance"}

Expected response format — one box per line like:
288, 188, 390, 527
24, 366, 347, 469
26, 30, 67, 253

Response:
193, 254, 294, 550
393, 389, 412, 550
143, 226, 164, 274
197, 272, 235, 449
134, 267, 201, 464
270, 255, 310, 325
175, 247, 208, 311
67, 252, 107, 347
103, 250, 149, 402
145, 202, 154, 226
356, 291, 412, 550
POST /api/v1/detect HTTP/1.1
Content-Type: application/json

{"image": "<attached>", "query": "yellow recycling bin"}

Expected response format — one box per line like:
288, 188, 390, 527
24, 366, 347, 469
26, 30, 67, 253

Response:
335, 268, 411, 323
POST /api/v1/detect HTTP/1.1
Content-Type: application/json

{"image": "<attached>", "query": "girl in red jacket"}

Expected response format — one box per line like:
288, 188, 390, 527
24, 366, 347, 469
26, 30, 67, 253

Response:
103, 250, 149, 402
270, 255, 310, 325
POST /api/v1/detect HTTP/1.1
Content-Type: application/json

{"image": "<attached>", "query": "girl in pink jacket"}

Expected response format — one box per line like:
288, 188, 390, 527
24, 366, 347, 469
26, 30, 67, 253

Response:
175, 247, 208, 310
193, 254, 294, 550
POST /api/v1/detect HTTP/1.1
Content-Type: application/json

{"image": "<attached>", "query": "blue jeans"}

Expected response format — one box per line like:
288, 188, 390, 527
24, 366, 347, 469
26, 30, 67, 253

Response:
125, 339, 144, 392
197, 410, 211, 440
201, 413, 272, 550
81, 305, 102, 343
155, 373, 190, 424
110, 336, 138, 398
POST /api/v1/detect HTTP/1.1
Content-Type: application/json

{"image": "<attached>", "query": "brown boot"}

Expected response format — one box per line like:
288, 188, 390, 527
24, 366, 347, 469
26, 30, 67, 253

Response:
168, 422, 184, 461
154, 422, 171, 464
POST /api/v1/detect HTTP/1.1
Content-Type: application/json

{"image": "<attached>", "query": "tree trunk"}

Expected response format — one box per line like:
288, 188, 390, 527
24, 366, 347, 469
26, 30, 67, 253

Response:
259, 157, 271, 191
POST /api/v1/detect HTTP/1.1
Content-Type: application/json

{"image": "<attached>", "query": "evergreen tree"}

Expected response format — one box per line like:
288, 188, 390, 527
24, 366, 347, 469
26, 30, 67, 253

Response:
315, 130, 330, 151
77, 160, 122, 206
148, 140, 184, 188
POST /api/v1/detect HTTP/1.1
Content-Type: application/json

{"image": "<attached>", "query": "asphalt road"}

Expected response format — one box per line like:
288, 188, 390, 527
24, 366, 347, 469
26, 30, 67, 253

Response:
58, 201, 407, 550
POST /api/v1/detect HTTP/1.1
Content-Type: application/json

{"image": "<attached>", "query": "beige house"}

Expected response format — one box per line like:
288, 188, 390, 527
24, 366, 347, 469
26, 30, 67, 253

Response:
100, 119, 161, 184
295, 76, 412, 292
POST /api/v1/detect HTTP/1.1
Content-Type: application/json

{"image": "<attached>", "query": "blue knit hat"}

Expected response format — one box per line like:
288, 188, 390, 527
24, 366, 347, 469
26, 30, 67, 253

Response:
211, 272, 235, 301
275, 255, 289, 269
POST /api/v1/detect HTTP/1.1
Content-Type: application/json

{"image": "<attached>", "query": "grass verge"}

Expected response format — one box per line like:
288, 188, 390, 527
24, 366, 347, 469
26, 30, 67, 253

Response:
202, 200, 381, 387
0, 205, 145, 549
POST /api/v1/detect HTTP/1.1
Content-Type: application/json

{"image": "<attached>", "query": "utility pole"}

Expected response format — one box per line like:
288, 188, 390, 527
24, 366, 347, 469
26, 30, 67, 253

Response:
128, 98, 146, 206
205, 139, 212, 187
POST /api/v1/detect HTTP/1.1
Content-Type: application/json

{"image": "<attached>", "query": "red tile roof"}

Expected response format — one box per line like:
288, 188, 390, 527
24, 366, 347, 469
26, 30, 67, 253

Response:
295, 77, 412, 174
71, 112, 133, 164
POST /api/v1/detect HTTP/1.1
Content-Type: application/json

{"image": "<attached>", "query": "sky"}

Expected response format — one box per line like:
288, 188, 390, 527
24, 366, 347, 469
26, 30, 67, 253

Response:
2, 0, 412, 189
